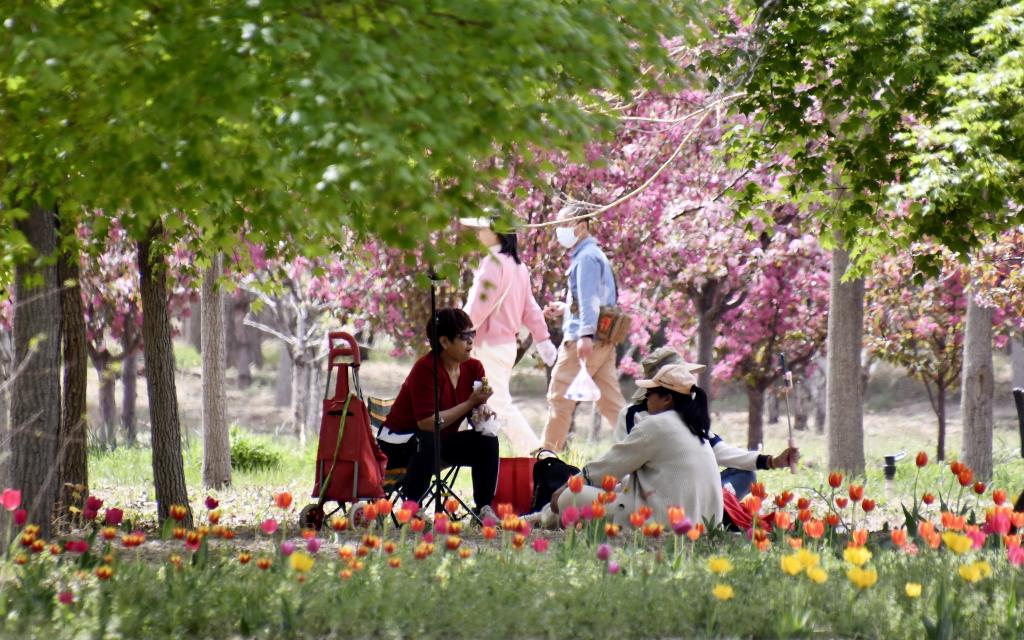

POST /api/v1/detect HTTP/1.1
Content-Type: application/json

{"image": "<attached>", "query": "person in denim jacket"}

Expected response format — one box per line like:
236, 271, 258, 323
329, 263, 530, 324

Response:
539, 203, 627, 451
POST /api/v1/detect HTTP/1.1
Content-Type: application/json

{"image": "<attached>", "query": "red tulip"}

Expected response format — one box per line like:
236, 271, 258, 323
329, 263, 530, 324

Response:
568, 475, 585, 493
104, 508, 124, 526
273, 492, 293, 510
993, 489, 1007, 506
848, 485, 864, 502
828, 472, 843, 488
973, 482, 986, 495
13, 509, 27, 526
836, 497, 849, 509
797, 497, 811, 510
750, 482, 767, 499
950, 461, 964, 476
958, 468, 973, 487
915, 451, 928, 468
922, 493, 935, 505
861, 498, 876, 513
602, 475, 617, 492
204, 496, 219, 510
826, 513, 841, 527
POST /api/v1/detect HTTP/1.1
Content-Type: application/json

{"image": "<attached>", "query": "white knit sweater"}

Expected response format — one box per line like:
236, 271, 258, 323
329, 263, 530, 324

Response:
583, 410, 723, 527
614, 405, 761, 470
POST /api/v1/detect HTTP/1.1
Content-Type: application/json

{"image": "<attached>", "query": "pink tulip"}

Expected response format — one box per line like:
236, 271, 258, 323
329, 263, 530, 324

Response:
967, 529, 986, 550
560, 506, 580, 528
519, 520, 533, 537
580, 504, 594, 521
672, 517, 693, 536
434, 516, 449, 535
607, 560, 620, 575
596, 543, 612, 561
422, 532, 434, 544
531, 538, 549, 553
306, 538, 322, 553
1, 488, 21, 511
65, 539, 89, 554
280, 540, 295, 556
204, 496, 219, 510
13, 509, 27, 526
104, 508, 124, 526
1009, 546, 1024, 567
260, 518, 278, 535
58, 591, 74, 605
401, 500, 419, 514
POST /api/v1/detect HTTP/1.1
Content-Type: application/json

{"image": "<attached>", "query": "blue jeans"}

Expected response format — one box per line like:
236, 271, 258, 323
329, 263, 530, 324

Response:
720, 468, 757, 500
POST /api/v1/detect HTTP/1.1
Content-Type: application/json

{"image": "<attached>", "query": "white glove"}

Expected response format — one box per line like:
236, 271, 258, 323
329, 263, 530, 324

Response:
536, 339, 558, 368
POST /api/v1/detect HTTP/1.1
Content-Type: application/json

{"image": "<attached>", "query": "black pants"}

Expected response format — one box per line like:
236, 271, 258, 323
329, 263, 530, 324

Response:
401, 430, 499, 509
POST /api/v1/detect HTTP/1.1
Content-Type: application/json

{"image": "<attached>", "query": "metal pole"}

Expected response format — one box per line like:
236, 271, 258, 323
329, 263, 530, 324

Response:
430, 280, 444, 514
1013, 388, 1024, 458
780, 353, 796, 474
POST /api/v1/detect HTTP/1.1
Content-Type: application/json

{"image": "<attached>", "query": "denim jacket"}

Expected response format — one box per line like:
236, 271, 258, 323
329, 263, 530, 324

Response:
562, 237, 616, 341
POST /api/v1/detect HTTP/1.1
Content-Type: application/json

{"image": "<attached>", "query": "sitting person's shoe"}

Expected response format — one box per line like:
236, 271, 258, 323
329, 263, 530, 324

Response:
476, 504, 499, 526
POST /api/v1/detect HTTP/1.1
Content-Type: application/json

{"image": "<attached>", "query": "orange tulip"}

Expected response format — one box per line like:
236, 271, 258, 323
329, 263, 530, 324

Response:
666, 506, 686, 525
444, 498, 459, 514
208, 510, 221, 525
599, 491, 617, 505
915, 451, 928, 467
1012, 512, 1024, 529
602, 475, 617, 492
919, 521, 936, 538
686, 527, 702, 542
568, 475, 585, 494
273, 492, 293, 510
958, 468, 973, 487
826, 513, 840, 527
605, 523, 621, 538
787, 537, 804, 549
993, 489, 1007, 506
773, 511, 792, 531
482, 526, 498, 540
496, 503, 515, 518
512, 533, 526, 549
410, 518, 426, 533
828, 472, 843, 488
301, 528, 316, 540
363, 504, 379, 521
848, 485, 864, 502
256, 557, 272, 570
459, 548, 472, 559
643, 522, 664, 538
798, 508, 812, 522
375, 499, 393, 515
753, 529, 770, 552
629, 511, 646, 528
239, 552, 252, 564
742, 496, 762, 516
774, 491, 794, 509
950, 460, 964, 475
395, 509, 412, 525
590, 500, 606, 519
797, 497, 811, 510
941, 512, 966, 532
337, 546, 355, 560
361, 534, 380, 549
383, 541, 397, 555
445, 536, 461, 551
639, 506, 653, 521
849, 528, 868, 548
1004, 535, 1021, 549
388, 557, 402, 569
169, 504, 189, 521
891, 529, 908, 547
750, 482, 767, 499
95, 565, 113, 580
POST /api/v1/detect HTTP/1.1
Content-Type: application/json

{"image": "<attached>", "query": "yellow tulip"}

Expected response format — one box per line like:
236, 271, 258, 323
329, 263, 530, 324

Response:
712, 584, 734, 601
290, 551, 315, 573
942, 532, 972, 555
795, 549, 820, 569
846, 566, 878, 589
707, 557, 733, 575
905, 582, 922, 598
807, 567, 828, 584
780, 553, 804, 576
843, 546, 872, 567
959, 561, 991, 584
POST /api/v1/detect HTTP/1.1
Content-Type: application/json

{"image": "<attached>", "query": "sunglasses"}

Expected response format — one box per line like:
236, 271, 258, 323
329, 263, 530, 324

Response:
457, 330, 477, 342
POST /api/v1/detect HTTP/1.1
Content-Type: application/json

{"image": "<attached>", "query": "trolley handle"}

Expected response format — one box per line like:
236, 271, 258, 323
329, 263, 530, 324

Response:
327, 331, 361, 367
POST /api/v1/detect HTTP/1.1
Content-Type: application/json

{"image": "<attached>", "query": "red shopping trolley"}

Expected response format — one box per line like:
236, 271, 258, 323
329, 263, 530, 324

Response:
298, 332, 388, 531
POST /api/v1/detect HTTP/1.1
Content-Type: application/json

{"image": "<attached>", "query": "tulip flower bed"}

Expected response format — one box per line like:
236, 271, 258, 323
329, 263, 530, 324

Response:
2, 458, 1023, 639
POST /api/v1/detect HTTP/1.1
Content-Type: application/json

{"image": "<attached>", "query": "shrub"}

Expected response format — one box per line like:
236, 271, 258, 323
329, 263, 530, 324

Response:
229, 427, 282, 473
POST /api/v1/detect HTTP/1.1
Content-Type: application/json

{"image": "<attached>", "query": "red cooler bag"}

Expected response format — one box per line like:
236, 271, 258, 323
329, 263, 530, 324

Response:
493, 457, 536, 515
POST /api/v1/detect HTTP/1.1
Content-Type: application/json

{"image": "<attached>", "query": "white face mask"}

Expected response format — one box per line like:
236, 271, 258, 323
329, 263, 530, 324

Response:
555, 226, 577, 249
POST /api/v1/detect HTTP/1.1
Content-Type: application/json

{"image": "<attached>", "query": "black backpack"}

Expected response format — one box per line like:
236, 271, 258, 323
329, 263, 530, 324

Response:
529, 450, 581, 513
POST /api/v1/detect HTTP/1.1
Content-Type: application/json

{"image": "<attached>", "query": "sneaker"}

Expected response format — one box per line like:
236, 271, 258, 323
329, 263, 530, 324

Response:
476, 504, 499, 526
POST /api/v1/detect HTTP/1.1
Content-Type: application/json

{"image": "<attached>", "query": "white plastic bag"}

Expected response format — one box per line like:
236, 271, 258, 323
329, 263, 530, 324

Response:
565, 367, 601, 402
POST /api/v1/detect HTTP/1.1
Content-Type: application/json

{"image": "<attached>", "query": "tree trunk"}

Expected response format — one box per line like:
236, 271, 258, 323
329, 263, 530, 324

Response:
936, 383, 947, 462
695, 304, 716, 396
766, 390, 780, 424
793, 381, 810, 432
201, 254, 232, 489
138, 223, 193, 526
826, 245, 865, 475
746, 385, 765, 450
121, 326, 138, 446
7, 204, 62, 539
589, 401, 602, 442
234, 300, 253, 389
291, 352, 312, 448
1011, 331, 1024, 389
275, 346, 293, 407
98, 365, 117, 450
56, 247, 89, 527
961, 294, 994, 481
812, 356, 827, 434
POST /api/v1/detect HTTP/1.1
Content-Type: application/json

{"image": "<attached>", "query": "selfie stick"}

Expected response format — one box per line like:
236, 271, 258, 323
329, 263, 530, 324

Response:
780, 353, 797, 475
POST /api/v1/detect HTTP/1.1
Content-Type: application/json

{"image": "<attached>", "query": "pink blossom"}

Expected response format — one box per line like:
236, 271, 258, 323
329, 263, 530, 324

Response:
280, 541, 295, 556
607, 560, 620, 575
306, 538, 322, 554
531, 538, 549, 553
1, 488, 21, 511
580, 504, 595, 521
260, 518, 278, 535
966, 529, 986, 550
596, 543, 612, 562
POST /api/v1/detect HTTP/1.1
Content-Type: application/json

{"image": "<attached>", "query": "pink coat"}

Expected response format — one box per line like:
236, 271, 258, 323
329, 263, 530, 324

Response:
464, 247, 550, 346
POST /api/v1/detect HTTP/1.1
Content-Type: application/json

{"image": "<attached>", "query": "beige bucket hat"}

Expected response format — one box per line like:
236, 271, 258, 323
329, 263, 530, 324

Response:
634, 363, 700, 396
631, 348, 705, 400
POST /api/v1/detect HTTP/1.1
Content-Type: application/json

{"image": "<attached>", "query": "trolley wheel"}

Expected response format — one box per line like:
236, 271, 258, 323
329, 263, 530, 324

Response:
299, 503, 325, 531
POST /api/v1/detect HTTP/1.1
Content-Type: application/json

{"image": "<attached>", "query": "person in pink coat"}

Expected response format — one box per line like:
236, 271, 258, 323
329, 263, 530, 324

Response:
460, 216, 558, 455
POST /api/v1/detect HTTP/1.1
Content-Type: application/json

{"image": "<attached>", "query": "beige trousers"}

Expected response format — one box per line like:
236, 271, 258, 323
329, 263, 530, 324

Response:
540, 340, 626, 451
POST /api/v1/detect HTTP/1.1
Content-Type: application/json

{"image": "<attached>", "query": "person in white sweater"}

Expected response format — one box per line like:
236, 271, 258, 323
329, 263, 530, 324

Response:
551, 364, 723, 528
615, 348, 799, 501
